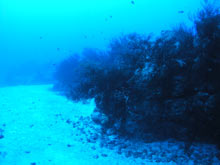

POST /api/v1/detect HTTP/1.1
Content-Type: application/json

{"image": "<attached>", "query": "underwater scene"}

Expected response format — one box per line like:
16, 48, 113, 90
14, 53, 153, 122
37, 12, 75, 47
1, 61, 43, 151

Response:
0, 0, 220, 164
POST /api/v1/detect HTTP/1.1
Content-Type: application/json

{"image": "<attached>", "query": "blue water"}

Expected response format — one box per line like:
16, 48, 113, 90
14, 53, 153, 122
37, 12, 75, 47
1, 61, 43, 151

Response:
0, 0, 204, 86
0, 0, 220, 164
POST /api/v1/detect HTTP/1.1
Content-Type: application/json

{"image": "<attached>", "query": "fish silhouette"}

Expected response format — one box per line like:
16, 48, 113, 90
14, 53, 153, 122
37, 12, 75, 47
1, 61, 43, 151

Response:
178, 10, 184, 14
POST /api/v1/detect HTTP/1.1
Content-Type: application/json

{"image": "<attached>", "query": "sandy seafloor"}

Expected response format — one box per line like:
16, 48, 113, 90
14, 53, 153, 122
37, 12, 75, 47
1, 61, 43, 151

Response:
0, 84, 220, 165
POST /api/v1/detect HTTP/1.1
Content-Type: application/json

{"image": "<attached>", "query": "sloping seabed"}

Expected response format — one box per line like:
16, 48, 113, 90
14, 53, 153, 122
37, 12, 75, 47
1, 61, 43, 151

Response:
0, 85, 219, 164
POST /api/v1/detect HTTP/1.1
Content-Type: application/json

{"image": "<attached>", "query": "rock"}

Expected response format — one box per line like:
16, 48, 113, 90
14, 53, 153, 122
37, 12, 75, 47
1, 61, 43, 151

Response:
155, 158, 162, 162
113, 121, 121, 131
93, 155, 99, 159
0, 129, 4, 139
0, 152, 7, 158
99, 142, 104, 148
92, 133, 99, 140
67, 144, 72, 147
143, 149, 148, 154
106, 128, 114, 135
87, 138, 96, 143
91, 109, 109, 125
108, 140, 116, 145
66, 119, 71, 124
117, 150, 122, 155
101, 153, 108, 157
125, 120, 140, 134
132, 151, 142, 158
125, 150, 132, 157
120, 143, 128, 149
91, 146, 96, 150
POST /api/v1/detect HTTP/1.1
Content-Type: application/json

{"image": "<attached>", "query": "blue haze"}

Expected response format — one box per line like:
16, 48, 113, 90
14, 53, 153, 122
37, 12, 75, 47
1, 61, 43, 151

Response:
0, 0, 204, 86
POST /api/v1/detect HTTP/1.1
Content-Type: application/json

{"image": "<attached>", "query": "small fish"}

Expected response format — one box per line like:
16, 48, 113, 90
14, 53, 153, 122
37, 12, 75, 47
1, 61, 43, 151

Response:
109, 15, 112, 18
131, 0, 135, 5
57, 48, 60, 51
178, 10, 184, 14
40, 36, 43, 39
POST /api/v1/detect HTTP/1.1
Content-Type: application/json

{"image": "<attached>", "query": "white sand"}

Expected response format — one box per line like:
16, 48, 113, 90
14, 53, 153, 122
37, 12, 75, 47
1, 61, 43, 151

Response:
0, 84, 149, 165
0, 84, 219, 165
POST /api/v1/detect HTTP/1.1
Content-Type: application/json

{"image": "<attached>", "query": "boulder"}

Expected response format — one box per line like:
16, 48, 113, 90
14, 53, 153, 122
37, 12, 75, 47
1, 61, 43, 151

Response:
91, 108, 109, 125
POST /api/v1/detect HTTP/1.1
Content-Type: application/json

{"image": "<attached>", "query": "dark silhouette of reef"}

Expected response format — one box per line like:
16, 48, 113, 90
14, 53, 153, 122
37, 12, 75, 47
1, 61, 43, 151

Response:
53, 2, 220, 152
